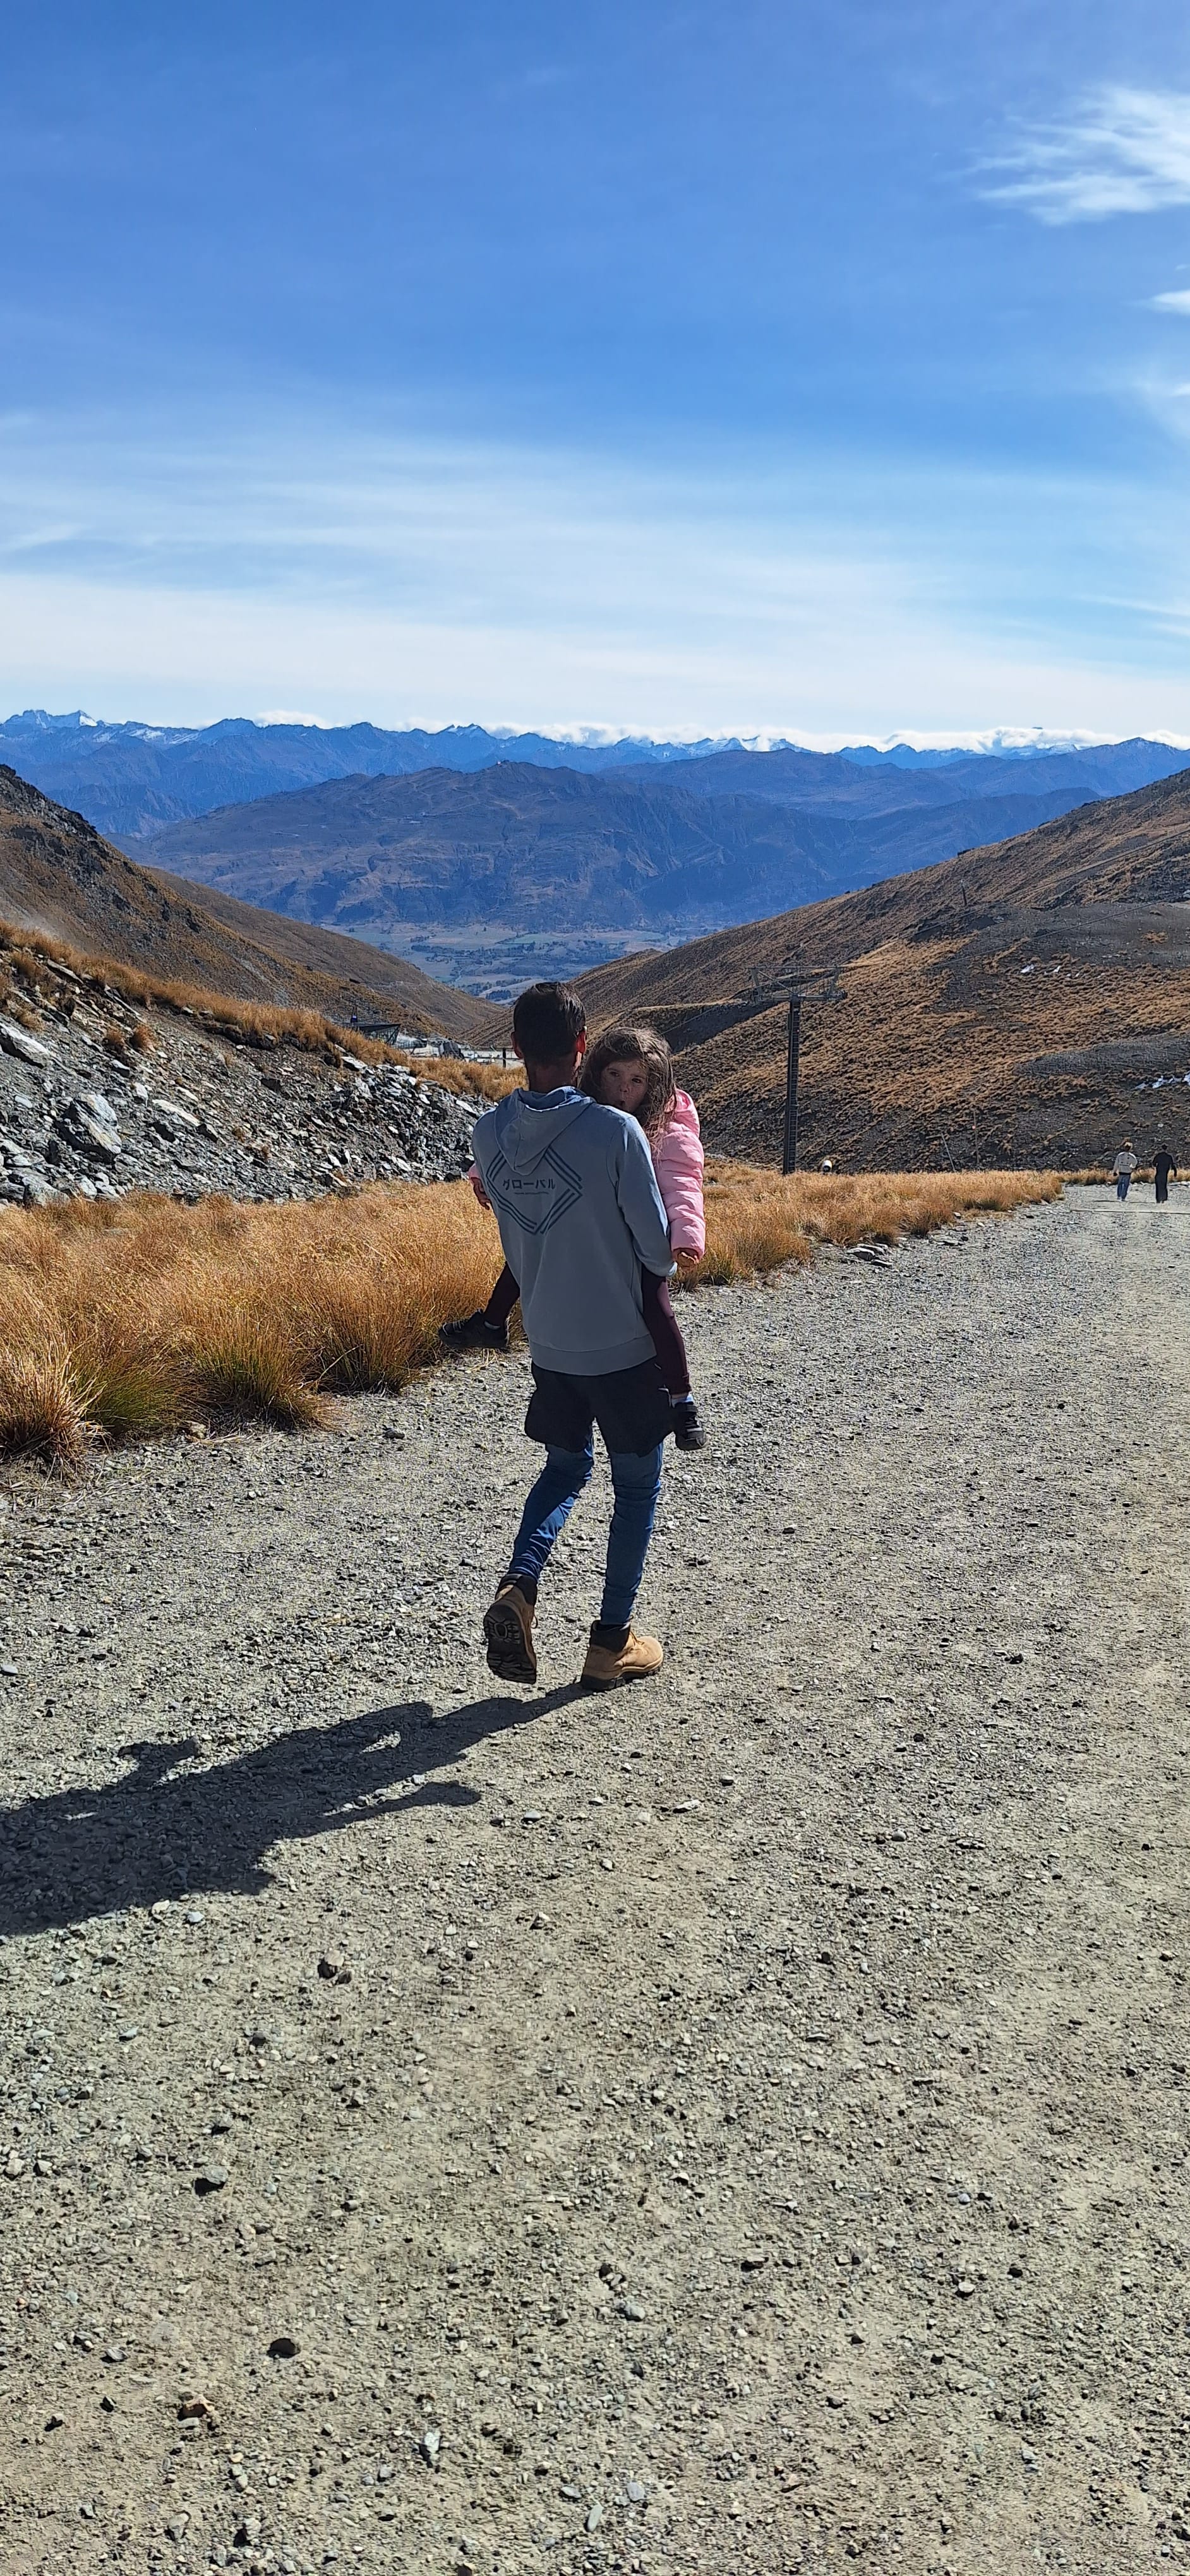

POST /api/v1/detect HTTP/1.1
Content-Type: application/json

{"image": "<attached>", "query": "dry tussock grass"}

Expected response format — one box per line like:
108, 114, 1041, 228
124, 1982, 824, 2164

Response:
380, 1049, 517, 1102
0, 1163, 1061, 1467
0, 1340, 88, 1470
8, 998, 46, 1035
695, 1160, 1061, 1283
1, 915, 356, 1058
0, 1184, 504, 1465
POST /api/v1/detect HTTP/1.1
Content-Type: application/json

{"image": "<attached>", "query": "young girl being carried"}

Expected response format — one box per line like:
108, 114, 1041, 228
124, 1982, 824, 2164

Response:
445, 1023, 707, 1450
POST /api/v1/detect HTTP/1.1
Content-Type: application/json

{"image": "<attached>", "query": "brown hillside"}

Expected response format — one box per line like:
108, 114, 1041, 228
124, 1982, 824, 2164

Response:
576, 770, 1190, 1169
0, 766, 490, 1042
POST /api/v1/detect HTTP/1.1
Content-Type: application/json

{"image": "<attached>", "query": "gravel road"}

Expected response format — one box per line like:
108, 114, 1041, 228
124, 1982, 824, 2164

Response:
1, 1185, 1187, 2576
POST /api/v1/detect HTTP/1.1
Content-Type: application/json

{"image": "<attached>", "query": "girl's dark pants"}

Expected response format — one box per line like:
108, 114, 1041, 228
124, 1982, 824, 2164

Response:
640, 1270, 690, 1397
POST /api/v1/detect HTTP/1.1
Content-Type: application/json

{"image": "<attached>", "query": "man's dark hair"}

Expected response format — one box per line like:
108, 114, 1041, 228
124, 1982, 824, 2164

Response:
512, 981, 587, 1068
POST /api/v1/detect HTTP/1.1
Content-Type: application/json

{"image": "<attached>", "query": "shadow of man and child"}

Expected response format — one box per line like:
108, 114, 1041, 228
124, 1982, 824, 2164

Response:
0, 1685, 583, 1943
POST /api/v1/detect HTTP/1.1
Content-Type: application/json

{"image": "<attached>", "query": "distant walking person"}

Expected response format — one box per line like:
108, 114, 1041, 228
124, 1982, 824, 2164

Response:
1153, 1145, 1179, 1204
468, 982, 676, 1691
1113, 1142, 1138, 1202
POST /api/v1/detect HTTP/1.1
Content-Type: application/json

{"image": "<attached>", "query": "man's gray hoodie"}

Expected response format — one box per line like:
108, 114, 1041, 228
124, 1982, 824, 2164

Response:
471, 1087, 673, 1376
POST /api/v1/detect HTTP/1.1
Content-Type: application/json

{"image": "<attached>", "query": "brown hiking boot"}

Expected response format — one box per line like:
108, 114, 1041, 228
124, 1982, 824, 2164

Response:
580, 1625, 664, 1689
483, 1581, 537, 1685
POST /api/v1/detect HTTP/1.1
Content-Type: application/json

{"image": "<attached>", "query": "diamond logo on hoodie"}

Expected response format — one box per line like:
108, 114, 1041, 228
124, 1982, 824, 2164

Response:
484, 1143, 584, 1235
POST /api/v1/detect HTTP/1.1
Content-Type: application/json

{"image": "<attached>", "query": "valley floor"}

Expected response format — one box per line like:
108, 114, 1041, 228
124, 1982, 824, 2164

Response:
0, 1187, 1187, 2575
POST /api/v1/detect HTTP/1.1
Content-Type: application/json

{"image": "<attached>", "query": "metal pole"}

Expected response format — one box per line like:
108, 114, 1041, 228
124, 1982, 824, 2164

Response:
782, 993, 802, 1175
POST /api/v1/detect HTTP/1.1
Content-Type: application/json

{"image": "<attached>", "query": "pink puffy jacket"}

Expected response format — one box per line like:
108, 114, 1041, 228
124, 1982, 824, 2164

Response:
652, 1088, 706, 1260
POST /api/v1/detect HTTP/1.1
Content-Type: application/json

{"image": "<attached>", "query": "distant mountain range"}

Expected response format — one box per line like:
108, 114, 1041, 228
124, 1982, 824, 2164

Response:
618, 738, 1187, 812
140, 760, 844, 934
3, 707, 1187, 845
132, 741, 1190, 994
0, 710, 754, 842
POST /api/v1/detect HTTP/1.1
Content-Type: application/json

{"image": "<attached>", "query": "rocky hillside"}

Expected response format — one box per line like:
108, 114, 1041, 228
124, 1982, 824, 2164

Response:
139, 761, 844, 955
575, 768, 1190, 1170
0, 766, 490, 1041
0, 939, 485, 1210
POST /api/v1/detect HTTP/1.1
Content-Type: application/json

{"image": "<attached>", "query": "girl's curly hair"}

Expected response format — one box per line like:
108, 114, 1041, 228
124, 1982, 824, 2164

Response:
579, 1022, 677, 1140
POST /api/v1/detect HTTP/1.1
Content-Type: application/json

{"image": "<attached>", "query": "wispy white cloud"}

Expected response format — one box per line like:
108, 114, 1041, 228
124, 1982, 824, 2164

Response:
3, 404, 1190, 737
983, 86, 1190, 225
1152, 287, 1190, 312
14, 560, 1187, 743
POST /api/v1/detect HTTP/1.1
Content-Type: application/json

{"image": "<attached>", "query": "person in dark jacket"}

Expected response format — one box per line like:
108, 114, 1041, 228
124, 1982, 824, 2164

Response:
1153, 1145, 1179, 1203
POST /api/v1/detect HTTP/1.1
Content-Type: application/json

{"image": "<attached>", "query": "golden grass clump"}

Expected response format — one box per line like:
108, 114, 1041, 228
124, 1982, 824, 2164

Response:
0, 1162, 1061, 1468
378, 1049, 517, 1102
0, 1341, 91, 1470
0, 1182, 505, 1465
692, 1159, 1061, 1283
69, 1298, 189, 1443
177, 1304, 327, 1431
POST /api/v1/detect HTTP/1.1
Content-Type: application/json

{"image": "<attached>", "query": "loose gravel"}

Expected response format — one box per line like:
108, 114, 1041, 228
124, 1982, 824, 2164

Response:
0, 1186, 1187, 2576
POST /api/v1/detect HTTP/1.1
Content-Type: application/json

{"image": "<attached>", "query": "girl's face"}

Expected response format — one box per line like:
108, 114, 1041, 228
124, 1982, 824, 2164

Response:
599, 1055, 649, 1117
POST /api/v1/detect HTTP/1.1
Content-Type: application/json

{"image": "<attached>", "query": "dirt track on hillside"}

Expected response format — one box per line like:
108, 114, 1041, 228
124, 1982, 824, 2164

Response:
1, 1186, 1187, 2576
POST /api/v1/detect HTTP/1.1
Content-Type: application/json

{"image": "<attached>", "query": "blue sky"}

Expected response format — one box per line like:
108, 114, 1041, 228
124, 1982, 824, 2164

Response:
5, 0, 1190, 741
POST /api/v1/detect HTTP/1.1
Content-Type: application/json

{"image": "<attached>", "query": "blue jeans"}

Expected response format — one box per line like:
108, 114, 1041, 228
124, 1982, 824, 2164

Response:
508, 1440, 664, 1628
1117, 1174, 1131, 1200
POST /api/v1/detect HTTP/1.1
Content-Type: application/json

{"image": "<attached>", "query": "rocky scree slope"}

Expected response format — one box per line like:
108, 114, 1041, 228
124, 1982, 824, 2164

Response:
0, 965, 481, 1210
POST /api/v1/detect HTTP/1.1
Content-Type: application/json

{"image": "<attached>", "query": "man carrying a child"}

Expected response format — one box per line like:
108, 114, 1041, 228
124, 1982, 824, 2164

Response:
447, 981, 705, 1690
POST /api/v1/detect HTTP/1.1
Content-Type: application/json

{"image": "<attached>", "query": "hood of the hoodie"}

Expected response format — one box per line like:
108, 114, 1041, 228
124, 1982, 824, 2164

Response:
490, 1085, 593, 1176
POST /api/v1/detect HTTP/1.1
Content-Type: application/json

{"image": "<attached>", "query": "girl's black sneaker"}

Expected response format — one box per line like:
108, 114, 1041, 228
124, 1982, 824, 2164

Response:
672, 1398, 706, 1450
440, 1311, 508, 1352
